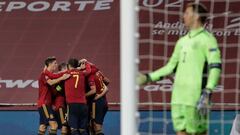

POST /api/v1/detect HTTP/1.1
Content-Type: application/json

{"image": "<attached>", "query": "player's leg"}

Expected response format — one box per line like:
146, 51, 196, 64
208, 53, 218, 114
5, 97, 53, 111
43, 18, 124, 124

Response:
54, 96, 69, 135
38, 106, 48, 135
87, 100, 94, 135
79, 104, 89, 135
171, 105, 188, 135
38, 124, 47, 135
68, 104, 81, 135
64, 105, 72, 135
185, 106, 208, 135
93, 97, 108, 135
90, 101, 96, 135
41, 104, 58, 135
57, 107, 69, 135
48, 121, 58, 135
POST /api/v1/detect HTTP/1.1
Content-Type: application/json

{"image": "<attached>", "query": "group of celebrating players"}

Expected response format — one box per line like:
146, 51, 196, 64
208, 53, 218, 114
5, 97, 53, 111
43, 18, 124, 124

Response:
37, 56, 109, 135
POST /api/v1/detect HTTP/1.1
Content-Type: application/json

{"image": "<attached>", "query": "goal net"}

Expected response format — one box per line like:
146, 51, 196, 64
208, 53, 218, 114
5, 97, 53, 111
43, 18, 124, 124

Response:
136, 0, 240, 135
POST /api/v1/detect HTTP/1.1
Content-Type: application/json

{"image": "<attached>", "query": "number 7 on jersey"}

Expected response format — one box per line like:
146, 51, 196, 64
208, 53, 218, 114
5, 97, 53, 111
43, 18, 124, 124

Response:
73, 75, 79, 88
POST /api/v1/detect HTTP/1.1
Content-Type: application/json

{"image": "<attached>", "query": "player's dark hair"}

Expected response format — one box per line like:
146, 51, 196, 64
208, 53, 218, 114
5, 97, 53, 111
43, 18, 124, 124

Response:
58, 62, 67, 71
68, 58, 79, 68
187, 3, 208, 24
44, 56, 56, 67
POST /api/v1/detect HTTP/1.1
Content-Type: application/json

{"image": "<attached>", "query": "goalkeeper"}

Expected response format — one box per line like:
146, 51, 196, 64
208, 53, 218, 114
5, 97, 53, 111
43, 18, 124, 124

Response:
138, 3, 221, 135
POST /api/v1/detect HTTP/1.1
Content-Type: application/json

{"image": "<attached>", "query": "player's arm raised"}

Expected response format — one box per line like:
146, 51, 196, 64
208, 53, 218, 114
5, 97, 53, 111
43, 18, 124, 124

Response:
137, 40, 181, 85
78, 59, 92, 76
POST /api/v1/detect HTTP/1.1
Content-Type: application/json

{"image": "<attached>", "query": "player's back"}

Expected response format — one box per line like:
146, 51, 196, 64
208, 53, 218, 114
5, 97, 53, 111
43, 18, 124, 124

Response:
65, 69, 86, 104
94, 71, 106, 94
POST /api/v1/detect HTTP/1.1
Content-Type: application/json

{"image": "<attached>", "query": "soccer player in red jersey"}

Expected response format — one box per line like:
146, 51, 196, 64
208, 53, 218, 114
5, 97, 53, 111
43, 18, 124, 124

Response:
38, 57, 70, 135
64, 58, 89, 135
78, 59, 99, 134
79, 59, 98, 76
88, 71, 109, 135
52, 62, 69, 135
78, 59, 110, 135
78, 59, 99, 101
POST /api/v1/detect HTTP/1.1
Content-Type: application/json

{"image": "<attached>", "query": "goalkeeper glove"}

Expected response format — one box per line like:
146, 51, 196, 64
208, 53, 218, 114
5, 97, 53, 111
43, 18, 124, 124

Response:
197, 88, 212, 116
137, 73, 151, 85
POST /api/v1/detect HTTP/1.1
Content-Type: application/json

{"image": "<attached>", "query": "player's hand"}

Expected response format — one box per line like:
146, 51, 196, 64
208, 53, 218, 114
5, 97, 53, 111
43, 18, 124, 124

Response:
79, 62, 86, 70
94, 94, 101, 100
43, 66, 47, 71
197, 88, 211, 116
61, 74, 70, 80
78, 59, 87, 70
79, 58, 87, 63
137, 72, 148, 85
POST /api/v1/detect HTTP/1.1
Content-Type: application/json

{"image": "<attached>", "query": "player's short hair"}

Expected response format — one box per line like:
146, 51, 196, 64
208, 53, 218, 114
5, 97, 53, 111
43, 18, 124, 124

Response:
187, 3, 208, 24
58, 62, 67, 71
68, 58, 79, 68
45, 56, 56, 67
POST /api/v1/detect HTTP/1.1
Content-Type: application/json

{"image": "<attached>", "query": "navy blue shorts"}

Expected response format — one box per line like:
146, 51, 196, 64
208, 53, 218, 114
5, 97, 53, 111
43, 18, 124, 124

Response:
92, 97, 108, 125
54, 108, 68, 129
38, 104, 56, 125
67, 103, 88, 129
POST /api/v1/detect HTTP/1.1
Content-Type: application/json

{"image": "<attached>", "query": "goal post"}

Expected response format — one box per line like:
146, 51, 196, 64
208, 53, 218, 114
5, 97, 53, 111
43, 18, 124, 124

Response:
120, 0, 139, 135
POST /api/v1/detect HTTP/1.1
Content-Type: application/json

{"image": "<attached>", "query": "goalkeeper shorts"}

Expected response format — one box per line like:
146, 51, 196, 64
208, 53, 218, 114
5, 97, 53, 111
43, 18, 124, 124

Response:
171, 104, 208, 134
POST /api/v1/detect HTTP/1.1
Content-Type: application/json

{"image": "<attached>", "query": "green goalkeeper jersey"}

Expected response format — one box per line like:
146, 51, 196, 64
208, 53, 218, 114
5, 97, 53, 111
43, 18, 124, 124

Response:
149, 27, 221, 106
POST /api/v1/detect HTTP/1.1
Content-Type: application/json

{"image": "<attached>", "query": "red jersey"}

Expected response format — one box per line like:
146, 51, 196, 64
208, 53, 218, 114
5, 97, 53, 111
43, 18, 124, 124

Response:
84, 62, 98, 76
43, 69, 66, 96
88, 71, 106, 95
38, 69, 66, 108
64, 69, 87, 104
37, 71, 52, 107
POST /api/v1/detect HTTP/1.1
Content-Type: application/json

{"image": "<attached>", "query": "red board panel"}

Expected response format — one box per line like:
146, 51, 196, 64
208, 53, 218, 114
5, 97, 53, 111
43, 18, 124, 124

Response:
0, 0, 120, 110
